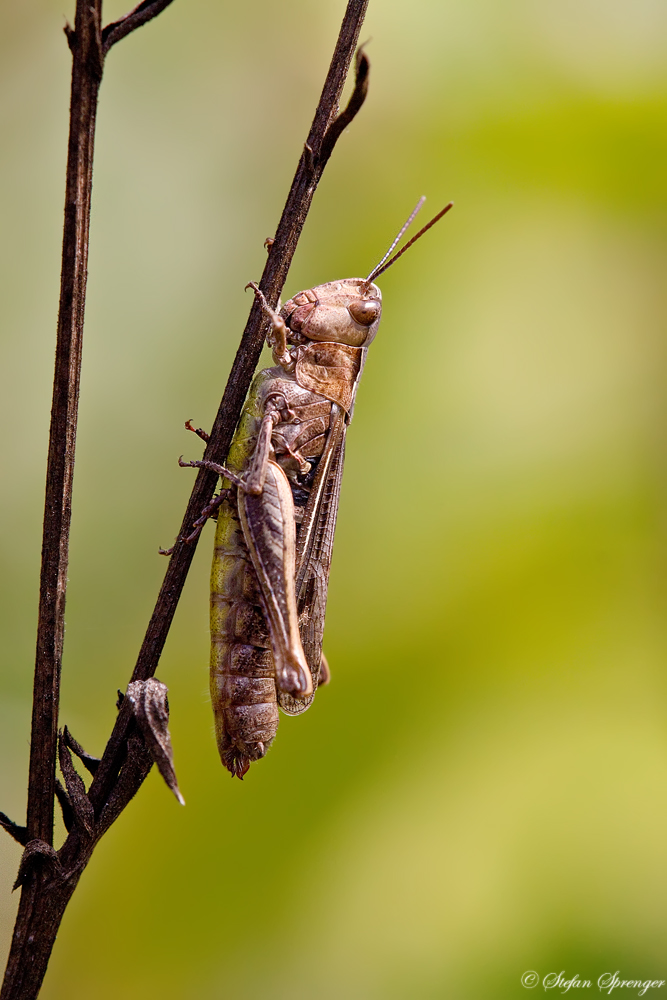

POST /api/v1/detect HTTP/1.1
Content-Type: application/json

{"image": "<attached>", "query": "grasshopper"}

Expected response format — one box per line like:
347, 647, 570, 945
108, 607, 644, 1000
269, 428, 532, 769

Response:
178, 199, 452, 777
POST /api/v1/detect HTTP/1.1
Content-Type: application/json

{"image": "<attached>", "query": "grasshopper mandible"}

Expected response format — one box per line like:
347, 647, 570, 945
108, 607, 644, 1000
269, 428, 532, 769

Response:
178, 199, 453, 777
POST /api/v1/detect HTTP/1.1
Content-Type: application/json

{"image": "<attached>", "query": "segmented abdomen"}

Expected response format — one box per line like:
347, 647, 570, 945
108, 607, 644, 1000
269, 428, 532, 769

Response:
210, 493, 279, 778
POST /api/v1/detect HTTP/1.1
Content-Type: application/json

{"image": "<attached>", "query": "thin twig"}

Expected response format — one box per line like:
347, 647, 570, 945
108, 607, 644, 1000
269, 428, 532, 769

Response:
28, 0, 103, 856
102, 0, 176, 54
1, 1, 179, 996
318, 45, 370, 167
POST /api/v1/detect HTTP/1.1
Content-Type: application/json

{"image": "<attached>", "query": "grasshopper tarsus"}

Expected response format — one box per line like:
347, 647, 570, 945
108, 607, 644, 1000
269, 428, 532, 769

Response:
178, 456, 222, 475
160, 486, 233, 555
185, 419, 210, 444
192, 489, 231, 528
245, 281, 280, 327
245, 280, 265, 305
245, 281, 281, 326
184, 490, 232, 544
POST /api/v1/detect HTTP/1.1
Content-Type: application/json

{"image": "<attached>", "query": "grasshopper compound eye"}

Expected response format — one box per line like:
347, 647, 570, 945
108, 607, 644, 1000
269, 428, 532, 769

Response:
348, 299, 380, 326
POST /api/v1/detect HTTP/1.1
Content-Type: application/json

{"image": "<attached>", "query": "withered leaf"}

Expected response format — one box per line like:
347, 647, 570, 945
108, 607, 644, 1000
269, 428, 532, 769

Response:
126, 678, 184, 805
13, 839, 64, 890
58, 732, 95, 837
54, 779, 74, 833
62, 726, 101, 775
0, 811, 28, 847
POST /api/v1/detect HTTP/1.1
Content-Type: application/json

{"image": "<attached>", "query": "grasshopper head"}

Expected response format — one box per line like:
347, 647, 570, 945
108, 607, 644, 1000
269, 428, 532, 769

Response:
281, 278, 382, 348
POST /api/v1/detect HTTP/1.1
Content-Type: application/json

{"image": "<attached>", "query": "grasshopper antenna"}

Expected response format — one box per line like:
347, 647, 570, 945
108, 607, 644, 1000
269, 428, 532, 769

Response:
365, 200, 454, 287
365, 196, 426, 283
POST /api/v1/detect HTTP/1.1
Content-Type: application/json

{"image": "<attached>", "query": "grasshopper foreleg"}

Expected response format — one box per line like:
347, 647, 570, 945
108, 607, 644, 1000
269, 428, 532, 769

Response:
246, 281, 295, 373
179, 409, 279, 497
178, 456, 243, 486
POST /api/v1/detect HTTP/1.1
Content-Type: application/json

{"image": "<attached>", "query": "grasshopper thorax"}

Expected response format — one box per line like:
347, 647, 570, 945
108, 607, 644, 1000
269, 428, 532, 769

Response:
281, 278, 382, 349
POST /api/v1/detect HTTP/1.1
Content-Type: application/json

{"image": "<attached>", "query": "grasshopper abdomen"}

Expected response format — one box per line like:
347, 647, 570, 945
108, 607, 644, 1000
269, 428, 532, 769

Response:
210, 488, 277, 778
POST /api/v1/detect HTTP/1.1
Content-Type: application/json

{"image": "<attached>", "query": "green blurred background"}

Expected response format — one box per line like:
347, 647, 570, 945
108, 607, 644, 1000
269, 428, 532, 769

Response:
2, 0, 667, 996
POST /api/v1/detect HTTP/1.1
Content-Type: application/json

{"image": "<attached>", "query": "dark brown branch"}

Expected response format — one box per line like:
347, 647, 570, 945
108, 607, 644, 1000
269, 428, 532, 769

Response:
102, 0, 176, 55
28, 0, 102, 857
1, 9, 104, 997
1, 0, 176, 996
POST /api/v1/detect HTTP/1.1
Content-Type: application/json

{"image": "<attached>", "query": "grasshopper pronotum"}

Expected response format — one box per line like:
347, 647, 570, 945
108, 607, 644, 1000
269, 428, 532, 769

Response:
179, 199, 452, 777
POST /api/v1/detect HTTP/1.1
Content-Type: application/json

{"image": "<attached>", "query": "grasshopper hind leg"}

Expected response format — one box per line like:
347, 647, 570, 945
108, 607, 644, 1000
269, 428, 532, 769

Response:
238, 460, 313, 699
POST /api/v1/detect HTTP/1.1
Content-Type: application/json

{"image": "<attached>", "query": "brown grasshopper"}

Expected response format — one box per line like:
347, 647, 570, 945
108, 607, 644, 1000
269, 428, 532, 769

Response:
178, 199, 452, 777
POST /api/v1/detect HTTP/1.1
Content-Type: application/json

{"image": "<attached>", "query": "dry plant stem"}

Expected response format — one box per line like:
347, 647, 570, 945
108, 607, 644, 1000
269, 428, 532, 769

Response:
2, 3, 175, 997
29, 0, 177, 861
29, 0, 102, 858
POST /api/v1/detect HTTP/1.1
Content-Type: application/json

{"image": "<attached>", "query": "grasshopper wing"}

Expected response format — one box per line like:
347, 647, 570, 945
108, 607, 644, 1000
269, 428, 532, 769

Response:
279, 403, 347, 716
